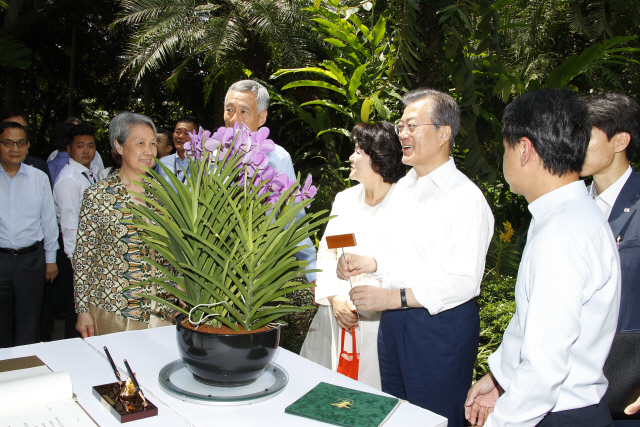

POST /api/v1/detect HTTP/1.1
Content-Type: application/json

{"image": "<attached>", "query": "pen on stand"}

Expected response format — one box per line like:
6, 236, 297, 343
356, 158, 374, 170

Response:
123, 359, 148, 407
103, 346, 123, 385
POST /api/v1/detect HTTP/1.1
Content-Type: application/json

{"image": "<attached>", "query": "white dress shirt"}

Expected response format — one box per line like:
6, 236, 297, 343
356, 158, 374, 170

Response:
486, 181, 620, 427
589, 165, 632, 219
53, 159, 99, 260
0, 163, 59, 262
370, 158, 494, 314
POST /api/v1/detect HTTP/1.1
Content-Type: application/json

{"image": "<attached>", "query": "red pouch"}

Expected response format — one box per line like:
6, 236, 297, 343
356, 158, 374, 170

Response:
336, 327, 359, 380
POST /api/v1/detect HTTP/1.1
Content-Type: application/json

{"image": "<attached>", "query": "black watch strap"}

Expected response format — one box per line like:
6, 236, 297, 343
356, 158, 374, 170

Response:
400, 288, 409, 309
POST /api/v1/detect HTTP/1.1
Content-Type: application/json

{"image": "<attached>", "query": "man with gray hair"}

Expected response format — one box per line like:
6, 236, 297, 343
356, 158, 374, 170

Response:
337, 88, 494, 426
224, 79, 316, 283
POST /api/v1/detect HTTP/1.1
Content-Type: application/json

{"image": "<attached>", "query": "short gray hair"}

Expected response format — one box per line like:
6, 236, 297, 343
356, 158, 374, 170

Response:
109, 111, 157, 150
402, 88, 460, 148
225, 80, 270, 114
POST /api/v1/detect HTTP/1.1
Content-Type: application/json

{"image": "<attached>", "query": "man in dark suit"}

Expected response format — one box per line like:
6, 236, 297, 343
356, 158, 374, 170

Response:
581, 92, 640, 426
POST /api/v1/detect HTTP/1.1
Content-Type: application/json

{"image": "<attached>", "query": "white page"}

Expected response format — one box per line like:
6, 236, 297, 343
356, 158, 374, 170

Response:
0, 371, 72, 413
0, 398, 96, 427
0, 365, 52, 383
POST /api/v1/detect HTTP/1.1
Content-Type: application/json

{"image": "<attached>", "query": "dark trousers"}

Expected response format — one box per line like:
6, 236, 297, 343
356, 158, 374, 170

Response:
0, 244, 46, 348
613, 419, 640, 426
40, 236, 78, 341
377, 300, 479, 427
537, 399, 613, 427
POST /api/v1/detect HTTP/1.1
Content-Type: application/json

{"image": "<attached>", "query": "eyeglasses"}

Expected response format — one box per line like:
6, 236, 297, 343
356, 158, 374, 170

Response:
1, 139, 28, 149
394, 123, 440, 135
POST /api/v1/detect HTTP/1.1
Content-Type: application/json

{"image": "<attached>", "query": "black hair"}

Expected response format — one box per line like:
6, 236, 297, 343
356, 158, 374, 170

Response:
0, 110, 28, 126
586, 92, 640, 160
351, 121, 406, 183
175, 116, 198, 130
67, 123, 95, 147
502, 89, 590, 176
51, 122, 76, 151
157, 128, 174, 148
0, 121, 29, 141
63, 117, 81, 124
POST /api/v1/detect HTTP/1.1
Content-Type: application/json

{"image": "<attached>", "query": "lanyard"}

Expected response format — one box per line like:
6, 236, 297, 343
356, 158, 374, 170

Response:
82, 170, 96, 185
174, 157, 188, 184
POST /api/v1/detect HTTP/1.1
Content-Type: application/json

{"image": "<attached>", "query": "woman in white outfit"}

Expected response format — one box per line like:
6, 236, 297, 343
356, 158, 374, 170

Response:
300, 121, 405, 389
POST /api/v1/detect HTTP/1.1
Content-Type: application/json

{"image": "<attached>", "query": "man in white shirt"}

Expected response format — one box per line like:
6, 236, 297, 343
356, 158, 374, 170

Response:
53, 123, 98, 260
465, 89, 620, 427
337, 88, 494, 426
47, 117, 104, 174
0, 121, 59, 347
580, 92, 640, 425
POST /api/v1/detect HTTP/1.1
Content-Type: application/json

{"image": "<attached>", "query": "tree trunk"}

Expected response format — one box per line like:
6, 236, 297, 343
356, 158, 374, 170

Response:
142, 73, 152, 115
213, 78, 225, 128
68, 16, 78, 117
4, 67, 23, 110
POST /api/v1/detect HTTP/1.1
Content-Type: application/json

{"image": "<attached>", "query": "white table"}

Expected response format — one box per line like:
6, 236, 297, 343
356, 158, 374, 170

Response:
1, 327, 447, 426
0, 337, 186, 426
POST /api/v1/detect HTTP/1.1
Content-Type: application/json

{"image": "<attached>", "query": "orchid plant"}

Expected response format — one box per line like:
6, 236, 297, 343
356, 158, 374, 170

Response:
125, 124, 328, 332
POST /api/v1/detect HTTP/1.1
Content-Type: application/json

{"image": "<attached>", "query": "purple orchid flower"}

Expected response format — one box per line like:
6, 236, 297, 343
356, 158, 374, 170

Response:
294, 174, 317, 208
177, 123, 316, 208
184, 127, 209, 161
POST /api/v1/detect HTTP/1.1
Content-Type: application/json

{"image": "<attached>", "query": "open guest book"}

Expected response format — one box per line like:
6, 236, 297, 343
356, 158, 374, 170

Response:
285, 382, 402, 427
0, 355, 97, 427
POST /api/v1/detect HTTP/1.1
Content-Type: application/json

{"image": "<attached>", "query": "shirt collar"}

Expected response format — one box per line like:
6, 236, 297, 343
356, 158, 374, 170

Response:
68, 157, 91, 172
528, 180, 588, 223
55, 151, 69, 159
0, 162, 31, 177
589, 165, 632, 207
407, 157, 457, 191
176, 155, 190, 166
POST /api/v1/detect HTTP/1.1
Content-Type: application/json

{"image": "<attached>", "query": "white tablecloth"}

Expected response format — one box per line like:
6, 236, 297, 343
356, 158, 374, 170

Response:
1, 327, 447, 427
0, 338, 185, 426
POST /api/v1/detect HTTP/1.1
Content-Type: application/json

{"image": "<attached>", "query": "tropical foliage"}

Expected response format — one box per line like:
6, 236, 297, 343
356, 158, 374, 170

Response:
474, 273, 516, 380
270, 1, 405, 195
125, 125, 329, 331
114, 0, 319, 95
485, 221, 521, 277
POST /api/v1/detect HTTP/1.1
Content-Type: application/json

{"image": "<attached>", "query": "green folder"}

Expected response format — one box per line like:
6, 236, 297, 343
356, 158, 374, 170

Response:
285, 382, 401, 427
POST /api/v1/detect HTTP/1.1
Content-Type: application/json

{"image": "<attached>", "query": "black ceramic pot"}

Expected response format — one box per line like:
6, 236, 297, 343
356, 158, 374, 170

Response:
176, 318, 280, 386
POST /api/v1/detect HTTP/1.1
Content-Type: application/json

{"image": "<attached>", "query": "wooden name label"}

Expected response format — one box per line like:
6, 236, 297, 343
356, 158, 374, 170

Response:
326, 233, 357, 249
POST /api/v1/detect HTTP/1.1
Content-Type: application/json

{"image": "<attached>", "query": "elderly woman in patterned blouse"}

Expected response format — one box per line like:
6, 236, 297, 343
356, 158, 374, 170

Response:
74, 112, 174, 337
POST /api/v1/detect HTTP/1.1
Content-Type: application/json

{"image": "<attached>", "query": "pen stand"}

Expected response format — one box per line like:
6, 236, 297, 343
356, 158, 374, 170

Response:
93, 382, 158, 423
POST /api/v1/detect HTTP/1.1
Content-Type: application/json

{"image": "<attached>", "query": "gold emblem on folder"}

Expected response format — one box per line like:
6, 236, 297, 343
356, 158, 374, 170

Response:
331, 398, 354, 409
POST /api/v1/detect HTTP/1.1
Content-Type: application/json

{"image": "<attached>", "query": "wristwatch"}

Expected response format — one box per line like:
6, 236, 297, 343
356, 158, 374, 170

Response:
400, 288, 409, 309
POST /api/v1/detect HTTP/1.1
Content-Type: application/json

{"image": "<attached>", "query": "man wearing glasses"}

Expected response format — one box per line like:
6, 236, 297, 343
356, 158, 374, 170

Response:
0, 121, 59, 348
338, 88, 494, 426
